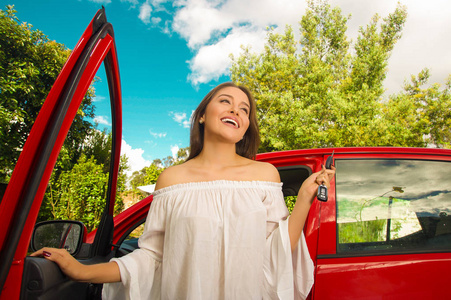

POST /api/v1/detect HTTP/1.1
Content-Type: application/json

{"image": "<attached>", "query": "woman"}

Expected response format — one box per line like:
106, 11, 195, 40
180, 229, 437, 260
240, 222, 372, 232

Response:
32, 82, 335, 299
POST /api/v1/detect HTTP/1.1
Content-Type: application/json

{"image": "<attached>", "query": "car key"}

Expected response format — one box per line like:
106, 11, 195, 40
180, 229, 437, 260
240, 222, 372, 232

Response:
317, 183, 328, 202
317, 151, 334, 202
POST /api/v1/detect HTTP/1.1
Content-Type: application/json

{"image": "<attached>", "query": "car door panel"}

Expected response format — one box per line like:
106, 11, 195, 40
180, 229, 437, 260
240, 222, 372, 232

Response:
20, 257, 90, 300
0, 8, 122, 299
315, 253, 451, 299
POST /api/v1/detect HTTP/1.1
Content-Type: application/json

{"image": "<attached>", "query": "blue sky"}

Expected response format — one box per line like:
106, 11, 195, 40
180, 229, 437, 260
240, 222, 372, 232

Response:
6, 0, 451, 175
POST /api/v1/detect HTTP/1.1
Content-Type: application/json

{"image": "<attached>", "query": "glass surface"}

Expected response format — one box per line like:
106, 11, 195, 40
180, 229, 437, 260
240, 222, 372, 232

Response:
33, 222, 82, 254
336, 159, 451, 253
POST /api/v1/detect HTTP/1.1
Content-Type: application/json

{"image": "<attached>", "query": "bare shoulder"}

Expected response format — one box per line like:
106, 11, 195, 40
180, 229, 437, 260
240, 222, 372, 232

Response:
154, 163, 190, 191
247, 160, 280, 183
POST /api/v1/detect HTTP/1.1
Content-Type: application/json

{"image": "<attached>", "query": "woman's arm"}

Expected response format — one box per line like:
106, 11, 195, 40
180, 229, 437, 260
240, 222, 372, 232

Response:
288, 165, 335, 252
30, 247, 121, 283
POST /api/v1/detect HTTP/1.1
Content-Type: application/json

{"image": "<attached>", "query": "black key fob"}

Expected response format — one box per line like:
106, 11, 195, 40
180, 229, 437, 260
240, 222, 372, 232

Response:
317, 151, 334, 202
317, 184, 328, 202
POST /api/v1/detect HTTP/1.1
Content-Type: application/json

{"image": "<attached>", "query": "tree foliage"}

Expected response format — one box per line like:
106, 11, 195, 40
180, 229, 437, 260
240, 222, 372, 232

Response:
0, 5, 95, 182
44, 155, 108, 231
129, 146, 190, 197
42, 154, 123, 231
39, 129, 127, 231
0, 5, 126, 230
384, 70, 451, 148
231, 0, 450, 151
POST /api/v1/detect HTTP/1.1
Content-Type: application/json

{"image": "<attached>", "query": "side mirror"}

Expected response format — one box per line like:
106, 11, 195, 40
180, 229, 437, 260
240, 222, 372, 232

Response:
31, 220, 87, 256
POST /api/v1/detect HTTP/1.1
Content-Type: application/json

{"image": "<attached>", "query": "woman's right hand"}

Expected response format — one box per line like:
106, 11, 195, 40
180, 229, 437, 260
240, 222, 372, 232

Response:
30, 248, 121, 283
31, 247, 87, 281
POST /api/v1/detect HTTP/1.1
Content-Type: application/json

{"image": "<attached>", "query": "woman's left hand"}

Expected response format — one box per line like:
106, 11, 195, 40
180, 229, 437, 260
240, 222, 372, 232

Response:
288, 164, 336, 251
299, 164, 336, 203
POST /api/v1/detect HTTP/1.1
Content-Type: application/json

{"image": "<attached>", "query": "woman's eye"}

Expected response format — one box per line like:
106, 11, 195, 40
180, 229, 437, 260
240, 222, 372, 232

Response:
220, 99, 230, 104
241, 108, 249, 114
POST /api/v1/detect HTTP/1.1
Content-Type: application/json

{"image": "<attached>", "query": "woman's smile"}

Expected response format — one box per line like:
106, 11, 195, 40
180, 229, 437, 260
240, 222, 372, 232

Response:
220, 116, 240, 128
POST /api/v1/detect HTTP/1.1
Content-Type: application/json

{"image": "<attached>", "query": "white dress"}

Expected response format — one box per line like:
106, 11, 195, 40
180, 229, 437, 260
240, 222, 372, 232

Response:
102, 180, 314, 299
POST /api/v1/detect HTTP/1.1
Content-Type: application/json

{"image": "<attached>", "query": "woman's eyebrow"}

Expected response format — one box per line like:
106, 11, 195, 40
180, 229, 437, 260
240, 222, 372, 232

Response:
241, 102, 250, 109
217, 93, 232, 99
217, 93, 250, 108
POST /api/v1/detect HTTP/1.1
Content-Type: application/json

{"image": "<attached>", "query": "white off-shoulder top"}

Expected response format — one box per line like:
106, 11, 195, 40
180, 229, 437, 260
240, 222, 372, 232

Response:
102, 181, 314, 300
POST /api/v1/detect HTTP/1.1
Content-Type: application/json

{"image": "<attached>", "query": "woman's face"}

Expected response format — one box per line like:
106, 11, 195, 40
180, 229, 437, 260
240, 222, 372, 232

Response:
201, 86, 251, 144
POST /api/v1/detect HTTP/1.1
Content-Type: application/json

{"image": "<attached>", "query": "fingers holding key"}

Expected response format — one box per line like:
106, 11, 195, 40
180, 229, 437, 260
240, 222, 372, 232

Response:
316, 164, 335, 188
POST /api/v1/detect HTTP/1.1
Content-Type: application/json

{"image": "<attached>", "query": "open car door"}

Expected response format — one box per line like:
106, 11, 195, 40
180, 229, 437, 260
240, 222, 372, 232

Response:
0, 8, 121, 299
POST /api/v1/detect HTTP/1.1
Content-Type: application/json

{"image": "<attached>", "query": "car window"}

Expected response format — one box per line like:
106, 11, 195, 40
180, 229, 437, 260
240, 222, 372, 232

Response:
115, 221, 145, 256
125, 222, 145, 241
278, 166, 312, 212
336, 159, 451, 254
36, 63, 115, 233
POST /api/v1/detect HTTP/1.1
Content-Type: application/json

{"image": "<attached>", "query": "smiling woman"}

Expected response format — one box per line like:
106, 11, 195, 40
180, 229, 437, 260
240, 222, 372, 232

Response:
32, 81, 335, 300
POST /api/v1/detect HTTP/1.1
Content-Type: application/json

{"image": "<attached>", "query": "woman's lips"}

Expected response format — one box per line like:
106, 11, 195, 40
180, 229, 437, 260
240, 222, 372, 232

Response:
220, 117, 239, 128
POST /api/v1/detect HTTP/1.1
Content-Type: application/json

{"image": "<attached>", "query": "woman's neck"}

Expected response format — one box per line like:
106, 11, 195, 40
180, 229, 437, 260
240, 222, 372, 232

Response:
195, 141, 242, 169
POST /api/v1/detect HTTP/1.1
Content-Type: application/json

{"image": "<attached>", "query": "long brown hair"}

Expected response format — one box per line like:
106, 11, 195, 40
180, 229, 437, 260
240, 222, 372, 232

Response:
187, 82, 260, 160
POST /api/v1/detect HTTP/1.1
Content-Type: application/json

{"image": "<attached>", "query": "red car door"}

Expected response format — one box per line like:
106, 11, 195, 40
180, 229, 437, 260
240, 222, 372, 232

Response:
0, 8, 122, 299
313, 148, 451, 299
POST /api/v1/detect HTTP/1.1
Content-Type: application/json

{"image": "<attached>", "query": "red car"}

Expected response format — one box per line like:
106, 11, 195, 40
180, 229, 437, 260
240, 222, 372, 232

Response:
108, 147, 451, 299
1, 8, 450, 300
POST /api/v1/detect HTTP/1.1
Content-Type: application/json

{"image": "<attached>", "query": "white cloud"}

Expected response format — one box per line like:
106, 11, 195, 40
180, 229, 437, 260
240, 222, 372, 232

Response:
120, 139, 151, 177
151, 17, 162, 25
171, 145, 179, 158
170, 0, 306, 84
149, 129, 167, 138
132, 0, 305, 84
120, 0, 139, 8
172, 1, 232, 48
151, 0, 172, 9
89, 0, 111, 4
188, 26, 267, 84
170, 111, 192, 128
172, 0, 305, 48
93, 95, 106, 102
171, 111, 186, 123
93, 115, 111, 126
139, 1, 153, 24
182, 120, 190, 128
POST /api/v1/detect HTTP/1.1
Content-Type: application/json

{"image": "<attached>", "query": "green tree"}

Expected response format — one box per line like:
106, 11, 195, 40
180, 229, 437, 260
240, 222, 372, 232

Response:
42, 155, 123, 231
0, 5, 95, 182
230, 0, 409, 151
144, 164, 163, 185
117, 154, 129, 205
160, 147, 190, 168
39, 129, 127, 228
130, 167, 147, 192
175, 147, 190, 165
384, 69, 451, 148
83, 128, 113, 173
129, 157, 165, 192
128, 147, 190, 194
